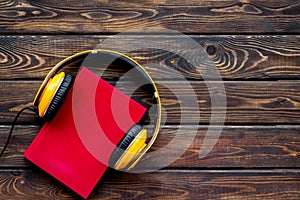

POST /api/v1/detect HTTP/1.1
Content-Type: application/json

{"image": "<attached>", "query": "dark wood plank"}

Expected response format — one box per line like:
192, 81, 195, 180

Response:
1, 81, 300, 124
0, 35, 299, 80
0, 169, 299, 199
0, 125, 299, 168
0, 0, 299, 33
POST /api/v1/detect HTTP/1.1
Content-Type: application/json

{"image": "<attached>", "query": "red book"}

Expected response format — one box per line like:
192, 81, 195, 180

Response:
24, 67, 146, 198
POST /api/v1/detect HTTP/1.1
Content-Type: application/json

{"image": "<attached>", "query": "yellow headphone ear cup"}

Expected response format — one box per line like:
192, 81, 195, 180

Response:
38, 72, 66, 117
38, 72, 73, 120
43, 74, 73, 120
114, 129, 147, 170
109, 124, 147, 170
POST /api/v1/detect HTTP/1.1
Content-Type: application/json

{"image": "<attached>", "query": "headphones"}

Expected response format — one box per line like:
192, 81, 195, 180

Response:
33, 50, 162, 171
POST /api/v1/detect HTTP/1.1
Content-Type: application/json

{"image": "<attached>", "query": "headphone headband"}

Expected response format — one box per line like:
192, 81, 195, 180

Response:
33, 49, 162, 171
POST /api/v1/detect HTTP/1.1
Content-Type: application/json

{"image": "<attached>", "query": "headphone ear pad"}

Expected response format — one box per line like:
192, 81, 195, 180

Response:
43, 74, 73, 120
109, 124, 143, 167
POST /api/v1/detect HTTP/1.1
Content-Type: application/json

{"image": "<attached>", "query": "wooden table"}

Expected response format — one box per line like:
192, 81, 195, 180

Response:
0, 0, 299, 199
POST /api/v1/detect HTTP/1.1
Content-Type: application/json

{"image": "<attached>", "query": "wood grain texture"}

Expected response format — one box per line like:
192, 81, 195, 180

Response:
0, 0, 299, 199
0, 169, 299, 199
0, 125, 299, 168
0, 35, 299, 80
1, 81, 300, 124
0, 0, 299, 33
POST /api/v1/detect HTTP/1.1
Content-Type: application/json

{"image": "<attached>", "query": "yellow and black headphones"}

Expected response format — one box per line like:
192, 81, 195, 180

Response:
31, 49, 162, 171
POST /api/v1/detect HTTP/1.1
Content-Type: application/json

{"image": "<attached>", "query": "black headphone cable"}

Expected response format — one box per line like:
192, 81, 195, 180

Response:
0, 106, 38, 158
